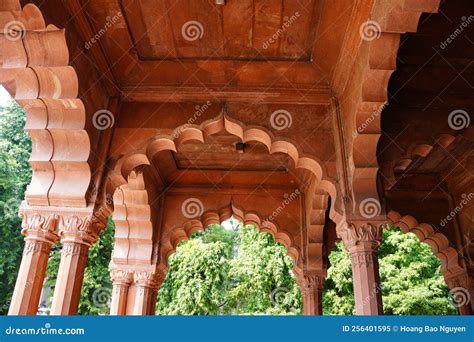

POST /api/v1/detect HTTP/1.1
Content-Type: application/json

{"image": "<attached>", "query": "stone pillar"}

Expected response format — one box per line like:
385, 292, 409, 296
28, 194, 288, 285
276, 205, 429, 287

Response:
50, 215, 100, 315
338, 222, 384, 315
445, 273, 472, 315
126, 271, 163, 315
301, 272, 325, 315
9, 213, 58, 315
109, 269, 133, 315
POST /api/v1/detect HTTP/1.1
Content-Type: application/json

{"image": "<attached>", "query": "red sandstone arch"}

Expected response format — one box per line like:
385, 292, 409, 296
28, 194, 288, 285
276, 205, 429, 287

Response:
347, 0, 441, 216
381, 134, 457, 188
158, 202, 300, 270
387, 210, 467, 281
107, 115, 344, 226
0, 1, 91, 207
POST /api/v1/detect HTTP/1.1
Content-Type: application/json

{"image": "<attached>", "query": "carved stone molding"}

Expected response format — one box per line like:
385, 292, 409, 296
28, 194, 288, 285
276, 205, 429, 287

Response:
60, 242, 89, 258
20, 212, 59, 243
58, 215, 102, 245
110, 269, 133, 285
22, 240, 52, 255
350, 252, 378, 268
133, 270, 164, 289
446, 273, 470, 290
301, 273, 325, 292
337, 222, 384, 252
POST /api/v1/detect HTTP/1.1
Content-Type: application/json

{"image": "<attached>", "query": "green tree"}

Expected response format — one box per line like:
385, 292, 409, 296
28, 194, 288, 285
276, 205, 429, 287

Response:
156, 224, 232, 315
157, 223, 302, 315
323, 226, 458, 315
0, 100, 31, 314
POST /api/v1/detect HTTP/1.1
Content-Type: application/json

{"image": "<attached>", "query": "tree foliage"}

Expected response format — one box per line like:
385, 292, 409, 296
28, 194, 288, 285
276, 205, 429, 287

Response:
157, 223, 302, 315
0, 100, 31, 314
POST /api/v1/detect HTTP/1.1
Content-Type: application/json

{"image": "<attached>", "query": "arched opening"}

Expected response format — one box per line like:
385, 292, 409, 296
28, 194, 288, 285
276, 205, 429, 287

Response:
156, 217, 302, 315
323, 226, 458, 315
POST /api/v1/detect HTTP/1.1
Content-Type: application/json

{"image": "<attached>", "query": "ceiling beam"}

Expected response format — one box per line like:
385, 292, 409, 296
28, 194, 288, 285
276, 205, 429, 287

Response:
120, 85, 332, 105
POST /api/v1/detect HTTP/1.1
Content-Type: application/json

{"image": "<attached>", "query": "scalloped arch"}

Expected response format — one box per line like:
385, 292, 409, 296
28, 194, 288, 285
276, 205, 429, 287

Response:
107, 115, 344, 225
350, 0, 441, 215
159, 202, 300, 271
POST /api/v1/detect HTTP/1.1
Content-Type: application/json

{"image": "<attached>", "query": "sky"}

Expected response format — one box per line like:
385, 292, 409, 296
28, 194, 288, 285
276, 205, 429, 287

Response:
0, 85, 12, 107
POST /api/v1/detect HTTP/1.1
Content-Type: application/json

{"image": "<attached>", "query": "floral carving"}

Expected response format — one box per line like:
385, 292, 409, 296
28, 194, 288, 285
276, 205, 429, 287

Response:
337, 222, 383, 250
61, 242, 88, 257
22, 240, 51, 255
21, 213, 58, 235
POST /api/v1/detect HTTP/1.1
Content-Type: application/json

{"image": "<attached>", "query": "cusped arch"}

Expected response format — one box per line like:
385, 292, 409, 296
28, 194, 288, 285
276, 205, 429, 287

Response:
106, 115, 344, 226
158, 202, 300, 271
349, 0, 442, 215
387, 210, 467, 282
0, 0, 92, 207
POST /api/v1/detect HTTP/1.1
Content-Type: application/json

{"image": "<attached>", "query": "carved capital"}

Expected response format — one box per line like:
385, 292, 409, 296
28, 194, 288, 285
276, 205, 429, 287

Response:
110, 269, 133, 285
20, 212, 59, 243
133, 270, 164, 289
301, 273, 325, 292
446, 273, 470, 290
58, 215, 99, 245
337, 222, 383, 252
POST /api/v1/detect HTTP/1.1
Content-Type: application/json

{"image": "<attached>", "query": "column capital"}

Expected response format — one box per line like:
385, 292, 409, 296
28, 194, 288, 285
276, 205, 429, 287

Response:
19, 202, 108, 246
445, 272, 470, 289
133, 270, 164, 289
20, 212, 59, 244
110, 269, 133, 285
301, 271, 326, 292
337, 221, 384, 252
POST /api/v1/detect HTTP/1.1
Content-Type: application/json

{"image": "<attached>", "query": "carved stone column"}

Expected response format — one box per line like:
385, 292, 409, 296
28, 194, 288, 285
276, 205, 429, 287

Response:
445, 273, 472, 315
50, 215, 101, 315
126, 271, 163, 315
301, 272, 325, 315
338, 222, 384, 315
109, 269, 133, 315
9, 213, 58, 315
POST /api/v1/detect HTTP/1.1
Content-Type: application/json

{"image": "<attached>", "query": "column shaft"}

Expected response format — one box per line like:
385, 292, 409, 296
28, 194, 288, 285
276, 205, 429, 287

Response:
9, 213, 58, 315
338, 222, 384, 315
9, 239, 53, 315
50, 242, 89, 315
